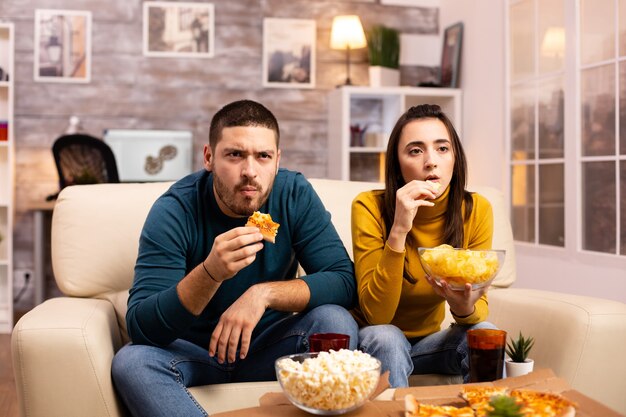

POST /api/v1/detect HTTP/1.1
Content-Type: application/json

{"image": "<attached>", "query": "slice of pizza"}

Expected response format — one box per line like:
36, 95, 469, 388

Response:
461, 386, 509, 409
510, 389, 577, 417
460, 386, 510, 416
246, 211, 280, 243
405, 394, 474, 417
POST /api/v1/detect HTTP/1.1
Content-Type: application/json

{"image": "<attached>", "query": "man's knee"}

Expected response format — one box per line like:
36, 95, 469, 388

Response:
305, 305, 359, 348
112, 344, 161, 384
359, 324, 409, 352
113, 345, 139, 378
307, 304, 354, 325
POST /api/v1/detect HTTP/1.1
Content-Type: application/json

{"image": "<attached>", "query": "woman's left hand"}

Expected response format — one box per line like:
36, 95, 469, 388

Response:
425, 276, 487, 317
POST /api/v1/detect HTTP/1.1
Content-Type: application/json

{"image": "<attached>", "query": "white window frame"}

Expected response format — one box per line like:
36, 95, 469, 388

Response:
506, 0, 626, 270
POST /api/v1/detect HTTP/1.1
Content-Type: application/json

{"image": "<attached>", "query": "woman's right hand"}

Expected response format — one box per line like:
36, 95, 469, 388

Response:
387, 180, 438, 251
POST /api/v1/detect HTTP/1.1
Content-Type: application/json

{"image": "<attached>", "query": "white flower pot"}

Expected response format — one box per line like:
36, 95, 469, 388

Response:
505, 358, 534, 378
369, 66, 400, 87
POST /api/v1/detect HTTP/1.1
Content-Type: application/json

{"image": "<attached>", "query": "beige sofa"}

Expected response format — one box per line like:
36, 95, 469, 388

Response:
11, 179, 626, 416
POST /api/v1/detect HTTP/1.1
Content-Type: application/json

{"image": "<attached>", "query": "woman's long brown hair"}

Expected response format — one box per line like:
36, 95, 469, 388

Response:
383, 104, 473, 247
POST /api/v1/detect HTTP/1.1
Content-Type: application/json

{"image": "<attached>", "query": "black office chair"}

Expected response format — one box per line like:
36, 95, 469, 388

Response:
47, 134, 120, 201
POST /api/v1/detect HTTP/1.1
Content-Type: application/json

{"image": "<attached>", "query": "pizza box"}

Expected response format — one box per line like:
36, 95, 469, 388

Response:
395, 368, 624, 417
212, 369, 624, 417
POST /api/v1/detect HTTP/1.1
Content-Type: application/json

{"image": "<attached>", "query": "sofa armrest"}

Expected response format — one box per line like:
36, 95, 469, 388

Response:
488, 288, 626, 414
12, 297, 127, 417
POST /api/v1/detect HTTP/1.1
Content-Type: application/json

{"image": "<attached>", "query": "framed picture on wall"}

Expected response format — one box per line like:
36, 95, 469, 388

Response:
262, 18, 316, 89
143, 1, 214, 58
34, 9, 92, 83
439, 21, 463, 88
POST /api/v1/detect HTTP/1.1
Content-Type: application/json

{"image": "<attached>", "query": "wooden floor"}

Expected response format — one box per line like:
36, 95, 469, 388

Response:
0, 334, 19, 417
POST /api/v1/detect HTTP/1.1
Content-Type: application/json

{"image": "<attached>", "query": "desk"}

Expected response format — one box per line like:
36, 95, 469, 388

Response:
28, 201, 55, 306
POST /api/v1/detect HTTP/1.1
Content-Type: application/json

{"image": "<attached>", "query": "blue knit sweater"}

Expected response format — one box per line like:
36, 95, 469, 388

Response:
126, 169, 356, 348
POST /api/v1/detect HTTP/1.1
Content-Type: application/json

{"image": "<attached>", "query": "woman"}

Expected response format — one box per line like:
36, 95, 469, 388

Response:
351, 104, 497, 387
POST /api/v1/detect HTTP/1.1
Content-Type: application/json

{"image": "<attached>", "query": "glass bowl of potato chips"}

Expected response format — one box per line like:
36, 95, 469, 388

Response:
418, 244, 506, 290
275, 350, 381, 415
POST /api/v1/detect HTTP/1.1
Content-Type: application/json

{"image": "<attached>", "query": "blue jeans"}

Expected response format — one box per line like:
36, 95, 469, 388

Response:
112, 304, 358, 417
358, 321, 497, 387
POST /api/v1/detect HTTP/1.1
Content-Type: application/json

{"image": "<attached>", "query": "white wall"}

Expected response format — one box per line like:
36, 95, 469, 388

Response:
516, 245, 626, 303
440, 1, 626, 304
440, 0, 506, 191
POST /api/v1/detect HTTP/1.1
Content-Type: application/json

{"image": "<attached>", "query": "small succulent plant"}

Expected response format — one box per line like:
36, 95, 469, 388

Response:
506, 331, 535, 363
487, 395, 523, 417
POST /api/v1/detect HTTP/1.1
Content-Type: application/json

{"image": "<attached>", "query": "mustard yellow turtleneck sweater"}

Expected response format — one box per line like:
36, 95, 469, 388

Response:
350, 186, 494, 338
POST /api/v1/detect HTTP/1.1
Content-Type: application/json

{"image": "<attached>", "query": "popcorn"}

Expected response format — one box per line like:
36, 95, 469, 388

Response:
276, 349, 380, 412
420, 244, 500, 284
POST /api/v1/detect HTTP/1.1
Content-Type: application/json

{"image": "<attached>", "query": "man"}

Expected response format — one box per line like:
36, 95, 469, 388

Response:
112, 100, 358, 417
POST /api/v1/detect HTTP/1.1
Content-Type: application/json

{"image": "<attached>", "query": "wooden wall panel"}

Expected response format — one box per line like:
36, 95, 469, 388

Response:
3, 0, 438, 310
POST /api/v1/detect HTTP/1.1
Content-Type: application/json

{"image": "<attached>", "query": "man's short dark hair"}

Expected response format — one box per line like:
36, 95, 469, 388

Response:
209, 100, 280, 150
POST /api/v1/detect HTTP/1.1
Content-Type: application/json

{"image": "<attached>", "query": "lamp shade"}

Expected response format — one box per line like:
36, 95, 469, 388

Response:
330, 15, 367, 50
541, 27, 565, 57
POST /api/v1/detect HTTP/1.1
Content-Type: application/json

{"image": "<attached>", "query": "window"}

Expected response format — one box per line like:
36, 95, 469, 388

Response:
509, 0, 565, 247
580, 0, 625, 255
508, 0, 625, 257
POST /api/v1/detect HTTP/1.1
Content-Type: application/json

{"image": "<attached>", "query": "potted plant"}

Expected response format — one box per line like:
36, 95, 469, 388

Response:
366, 25, 400, 87
505, 331, 535, 377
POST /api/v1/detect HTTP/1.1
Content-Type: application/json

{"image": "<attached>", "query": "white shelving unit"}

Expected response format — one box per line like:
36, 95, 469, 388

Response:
328, 86, 462, 182
0, 22, 14, 333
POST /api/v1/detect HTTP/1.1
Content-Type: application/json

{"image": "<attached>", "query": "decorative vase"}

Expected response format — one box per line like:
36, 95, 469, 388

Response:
505, 358, 534, 378
369, 66, 400, 87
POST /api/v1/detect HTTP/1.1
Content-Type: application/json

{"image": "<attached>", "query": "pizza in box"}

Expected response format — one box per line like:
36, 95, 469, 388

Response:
405, 386, 576, 417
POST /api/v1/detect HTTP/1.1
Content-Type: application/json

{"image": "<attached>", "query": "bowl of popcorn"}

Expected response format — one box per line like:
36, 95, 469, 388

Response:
275, 349, 381, 415
418, 244, 505, 291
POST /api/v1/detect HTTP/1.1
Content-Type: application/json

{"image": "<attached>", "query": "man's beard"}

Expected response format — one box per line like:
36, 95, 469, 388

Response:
213, 175, 273, 216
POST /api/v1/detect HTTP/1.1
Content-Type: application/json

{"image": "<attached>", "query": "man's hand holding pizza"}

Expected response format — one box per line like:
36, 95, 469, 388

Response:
203, 226, 265, 283
204, 212, 279, 282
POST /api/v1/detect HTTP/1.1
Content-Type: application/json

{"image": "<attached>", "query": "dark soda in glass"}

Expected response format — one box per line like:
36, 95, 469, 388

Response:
468, 346, 505, 382
467, 329, 507, 382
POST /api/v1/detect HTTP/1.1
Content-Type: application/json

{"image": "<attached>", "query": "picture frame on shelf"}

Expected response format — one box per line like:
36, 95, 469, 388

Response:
262, 18, 316, 89
439, 21, 463, 88
143, 1, 214, 58
33, 9, 92, 83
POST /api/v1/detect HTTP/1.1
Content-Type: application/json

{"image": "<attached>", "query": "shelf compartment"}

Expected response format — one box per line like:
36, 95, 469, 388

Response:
328, 86, 461, 181
350, 152, 385, 183
0, 264, 9, 312
0, 147, 8, 204
0, 88, 8, 121
0, 207, 7, 261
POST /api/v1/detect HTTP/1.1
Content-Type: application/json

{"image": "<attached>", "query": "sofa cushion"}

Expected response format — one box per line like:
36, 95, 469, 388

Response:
307, 178, 384, 259
52, 181, 173, 297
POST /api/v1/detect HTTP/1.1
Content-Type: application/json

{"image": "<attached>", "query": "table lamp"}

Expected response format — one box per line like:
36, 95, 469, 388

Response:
330, 15, 367, 86
541, 26, 565, 58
